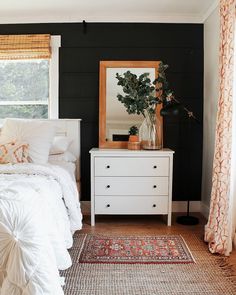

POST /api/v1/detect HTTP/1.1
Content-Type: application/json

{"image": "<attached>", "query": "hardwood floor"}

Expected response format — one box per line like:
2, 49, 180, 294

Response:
80, 202, 236, 271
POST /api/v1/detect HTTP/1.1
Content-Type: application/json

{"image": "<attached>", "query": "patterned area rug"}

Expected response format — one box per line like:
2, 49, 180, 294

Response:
79, 235, 195, 264
61, 233, 236, 295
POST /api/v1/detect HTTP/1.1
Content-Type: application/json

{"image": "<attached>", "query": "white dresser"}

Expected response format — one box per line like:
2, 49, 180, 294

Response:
90, 148, 174, 226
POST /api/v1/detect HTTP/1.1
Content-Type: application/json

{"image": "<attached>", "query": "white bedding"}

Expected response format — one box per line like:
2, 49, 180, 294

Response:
0, 163, 82, 295
48, 161, 76, 181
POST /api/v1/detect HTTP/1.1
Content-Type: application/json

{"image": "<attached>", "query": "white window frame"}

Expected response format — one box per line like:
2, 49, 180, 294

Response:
0, 35, 61, 123
49, 35, 61, 119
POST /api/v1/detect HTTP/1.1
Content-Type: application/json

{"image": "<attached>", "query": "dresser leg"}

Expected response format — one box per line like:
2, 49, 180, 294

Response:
91, 214, 95, 226
167, 213, 171, 226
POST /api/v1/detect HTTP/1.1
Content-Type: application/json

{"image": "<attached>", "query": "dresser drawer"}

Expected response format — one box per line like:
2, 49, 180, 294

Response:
95, 157, 169, 176
95, 177, 168, 196
95, 196, 168, 214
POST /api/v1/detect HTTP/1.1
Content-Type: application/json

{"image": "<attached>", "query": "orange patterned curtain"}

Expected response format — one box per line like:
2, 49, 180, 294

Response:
204, 0, 236, 255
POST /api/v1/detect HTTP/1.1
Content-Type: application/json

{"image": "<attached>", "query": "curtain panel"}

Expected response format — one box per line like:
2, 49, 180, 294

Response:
0, 34, 51, 60
204, 0, 236, 255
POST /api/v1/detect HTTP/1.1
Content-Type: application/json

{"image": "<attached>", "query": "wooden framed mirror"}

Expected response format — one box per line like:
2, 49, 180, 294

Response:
99, 61, 162, 148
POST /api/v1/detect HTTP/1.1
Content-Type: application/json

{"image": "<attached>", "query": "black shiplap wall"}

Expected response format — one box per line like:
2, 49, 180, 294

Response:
0, 23, 203, 201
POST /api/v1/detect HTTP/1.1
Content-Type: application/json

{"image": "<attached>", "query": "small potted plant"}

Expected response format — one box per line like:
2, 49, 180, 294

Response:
128, 125, 139, 142
128, 125, 140, 150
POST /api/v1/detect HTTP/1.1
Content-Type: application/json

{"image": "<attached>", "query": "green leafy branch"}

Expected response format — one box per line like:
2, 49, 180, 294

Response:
116, 62, 173, 119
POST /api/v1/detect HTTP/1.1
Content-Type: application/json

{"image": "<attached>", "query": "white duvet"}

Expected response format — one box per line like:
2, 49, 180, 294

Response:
0, 163, 82, 295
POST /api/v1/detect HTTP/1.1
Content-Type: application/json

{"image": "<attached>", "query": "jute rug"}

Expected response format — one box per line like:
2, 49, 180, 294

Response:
78, 235, 195, 264
61, 233, 236, 295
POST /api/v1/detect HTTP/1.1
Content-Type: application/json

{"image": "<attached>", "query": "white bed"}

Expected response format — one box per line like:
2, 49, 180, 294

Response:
0, 119, 82, 295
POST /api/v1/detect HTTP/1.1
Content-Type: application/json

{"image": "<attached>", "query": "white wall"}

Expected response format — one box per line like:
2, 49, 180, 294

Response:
201, 6, 220, 217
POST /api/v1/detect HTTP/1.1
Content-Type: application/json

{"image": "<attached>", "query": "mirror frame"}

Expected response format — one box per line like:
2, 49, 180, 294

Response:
99, 61, 162, 148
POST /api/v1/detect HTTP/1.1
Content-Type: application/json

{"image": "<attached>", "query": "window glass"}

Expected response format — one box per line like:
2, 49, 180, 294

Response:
0, 59, 49, 119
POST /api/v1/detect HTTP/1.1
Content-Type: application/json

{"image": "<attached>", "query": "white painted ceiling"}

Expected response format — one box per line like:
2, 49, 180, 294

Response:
0, 0, 218, 24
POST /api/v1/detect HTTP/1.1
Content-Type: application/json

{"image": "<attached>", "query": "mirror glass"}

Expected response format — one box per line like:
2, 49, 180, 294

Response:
106, 68, 155, 142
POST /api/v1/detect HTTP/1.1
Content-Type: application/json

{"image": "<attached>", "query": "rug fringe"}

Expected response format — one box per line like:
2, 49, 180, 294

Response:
215, 256, 236, 285
76, 233, 87, 261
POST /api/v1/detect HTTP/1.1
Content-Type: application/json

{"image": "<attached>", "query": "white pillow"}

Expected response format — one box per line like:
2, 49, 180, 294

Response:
0, 119, 55, 164
48, 151, 77, 163
50, 136, 72, 155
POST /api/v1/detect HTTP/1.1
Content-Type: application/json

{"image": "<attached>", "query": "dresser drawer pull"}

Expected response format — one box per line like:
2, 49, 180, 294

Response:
153, 185, 157, 188
106, 165, 110, 169
153, 204, 157, 208
106, 185, 110, 188
153, 165, 157, 169
106, 204, 110, 208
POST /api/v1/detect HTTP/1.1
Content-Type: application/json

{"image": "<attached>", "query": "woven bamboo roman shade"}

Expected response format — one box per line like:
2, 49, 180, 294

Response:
0, 34, 51, 60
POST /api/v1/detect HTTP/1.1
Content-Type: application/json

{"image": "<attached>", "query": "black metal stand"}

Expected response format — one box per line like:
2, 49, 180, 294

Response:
161, 101, 200, 226
176, 200, 199, 225
177, 113, 199, 226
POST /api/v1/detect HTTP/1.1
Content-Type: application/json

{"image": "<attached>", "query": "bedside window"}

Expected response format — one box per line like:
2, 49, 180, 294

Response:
0, 59, 49, 119
0, 35, 60, 121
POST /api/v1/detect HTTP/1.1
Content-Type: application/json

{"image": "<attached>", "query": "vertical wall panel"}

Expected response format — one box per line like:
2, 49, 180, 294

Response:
0, 23, 203, 201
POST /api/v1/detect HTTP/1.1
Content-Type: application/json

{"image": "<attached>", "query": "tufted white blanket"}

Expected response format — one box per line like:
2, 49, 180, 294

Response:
0, 163, 82, 295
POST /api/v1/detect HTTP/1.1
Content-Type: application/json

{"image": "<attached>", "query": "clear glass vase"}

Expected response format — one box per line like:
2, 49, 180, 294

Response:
139, 109, 163, 150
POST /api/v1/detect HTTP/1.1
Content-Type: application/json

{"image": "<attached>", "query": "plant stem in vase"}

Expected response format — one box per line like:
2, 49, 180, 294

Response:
140, 108, 163, 150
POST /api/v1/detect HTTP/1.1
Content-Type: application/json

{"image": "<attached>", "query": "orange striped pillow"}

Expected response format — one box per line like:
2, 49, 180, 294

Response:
0, 141, 30, 164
